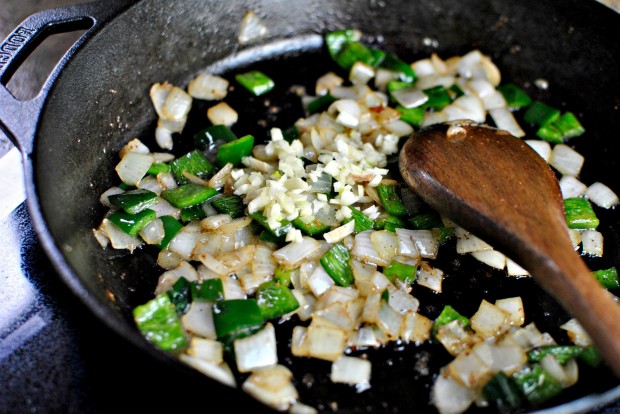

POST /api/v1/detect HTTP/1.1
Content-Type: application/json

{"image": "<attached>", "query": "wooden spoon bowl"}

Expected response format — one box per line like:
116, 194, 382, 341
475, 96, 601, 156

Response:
399, 121, 620, 376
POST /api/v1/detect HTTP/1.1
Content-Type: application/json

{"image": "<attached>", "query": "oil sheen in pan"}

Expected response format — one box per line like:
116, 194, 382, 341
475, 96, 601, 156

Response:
133, 36, 620, 413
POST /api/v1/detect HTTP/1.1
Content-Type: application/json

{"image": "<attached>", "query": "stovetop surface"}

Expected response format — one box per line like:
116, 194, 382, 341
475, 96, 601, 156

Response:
2, 1, 620, 413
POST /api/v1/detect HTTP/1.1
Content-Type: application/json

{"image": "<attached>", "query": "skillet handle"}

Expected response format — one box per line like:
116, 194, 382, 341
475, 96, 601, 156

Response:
0, 0, 135, 156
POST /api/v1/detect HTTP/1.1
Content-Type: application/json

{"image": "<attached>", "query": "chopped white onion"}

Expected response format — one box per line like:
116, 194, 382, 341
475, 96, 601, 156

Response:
207, 101, 238, 126
241, 365, 298, 411
179, 355, 236, 387
559, 175, 587, 199
330, 355, 371, 387
234, 323, 278, 373
549, 144, 584, 177
115, 151, 153, 186
525, 139, 551, 162
586, 182, 619, 208
581, 229, 603, 257
182, 301, 216, 339
489, 108, 525, 137
188, 73, 229, 100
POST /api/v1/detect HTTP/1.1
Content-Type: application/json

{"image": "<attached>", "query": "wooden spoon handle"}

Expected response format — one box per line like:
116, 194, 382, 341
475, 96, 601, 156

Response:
533, 233, 620, 376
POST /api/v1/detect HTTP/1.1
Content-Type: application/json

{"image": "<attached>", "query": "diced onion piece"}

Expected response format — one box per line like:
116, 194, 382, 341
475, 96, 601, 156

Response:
396, 229, 438, 259
436, 320, 478, 356
581, 229, 603, 257
586, 182, 619, 208
471, 250, 506, 269
201, 214, 232, 230
550, 144, 584, 177
455, 227, 493, 253
316, 72, 344, 96
401, 311, 433, 344
182, 301, 216, 339
139, 218, 165, 245
305, 324, 347, 361
330, 356, 371, 387
512, 323, 556, 349
384, 119, 414, 138
207, 101, 238, 126
187, 337, 224, 364
506, 258, 529, 276
541, 355, 579, 387
100, 218, 143, 252
559, 175, 587, 199
525, 139, 551, 162
273, 236, 322, 268
488, 108, 525, 138
155, 126, 174, 150
412, 58, 436, 77
352, 230, 388, 266
376, 301, 403, 340
188, 73, 229, 100
560, 318, 593, 346
157, 249, 184, 270
391, 87, 428, 109
328, 99, 361, 128
291, 289, 317, 322
374, 68, 399, 91
349, 61, 375, 85
447, 350, 492, 388
431, 372, 474, 414
237, 10, 269, 45
120, 137, 150, 158
168, 228, 200, 260
162, 86, 192, 121
100, 186, 125, 208
482, 90, 507, 111
179, 355, 236, 387
416, 261, 444, 292
234, 323, 278, 373
307, 265, 336, 298
241, 365, 298, 412
115, 151, 153, 186
150, 82, 172, 118
470, 299, 510, 339
155, 260, 198, 295
495, 297, 525, 327
387, 288, 419, 315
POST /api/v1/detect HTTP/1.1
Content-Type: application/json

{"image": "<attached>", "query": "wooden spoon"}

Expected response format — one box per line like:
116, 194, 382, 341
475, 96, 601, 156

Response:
399, 120, 620, 377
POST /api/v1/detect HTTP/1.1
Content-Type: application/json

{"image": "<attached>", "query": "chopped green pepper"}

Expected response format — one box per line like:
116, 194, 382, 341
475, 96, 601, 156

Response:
158, 215, 183, 249
215, 134, 254, 167
397, 105, 426, 127
536, 122, 564, 143
383, 261, 417, 285
190, 278, 224, 302
432, 305, 470, 337
593, 266, 619, 289
194, 124, 237, 150
235, 71, 275, 96
147, 162, 171, 175
306, 93, 337, 114
527, 345, 584, 365
320, 243, 354, 287
108, 208, 156, 237
409, 212, 443, 230
347, 206, 375, 233
161, 183, 218, 209
324, 29, 362, 59
497, 83, 532, 109
256, 280, 300, 320
376, 182, 408, 217
171, 150, 215, 185
213, 299, 264, 345
334, 41, 379, 71
423, 85, 452, 110
564, 197, 599, 230
292, 217, 331, 236
577, 346, 602, 367
167, 277, 191, 314
108, 189, 158, 215
273, 266, 295, 286
133, 294, 188, 352
380, 52, 416, 83
523, 101, 561, 126
250, 211, 291, 238
511, 363, 563, 405
180, 205, 207, 222
483, 371, 524, 413
553, 112, 585, 139
282, 125, 300, 143
211, 194, 245, 218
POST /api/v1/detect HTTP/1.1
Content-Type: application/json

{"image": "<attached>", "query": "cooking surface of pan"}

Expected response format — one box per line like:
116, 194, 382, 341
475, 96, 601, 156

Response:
1, 0, 620, 412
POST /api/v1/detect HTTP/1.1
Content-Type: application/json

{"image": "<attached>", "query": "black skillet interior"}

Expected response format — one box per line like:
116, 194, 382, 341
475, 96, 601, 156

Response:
30, 0, 620, 412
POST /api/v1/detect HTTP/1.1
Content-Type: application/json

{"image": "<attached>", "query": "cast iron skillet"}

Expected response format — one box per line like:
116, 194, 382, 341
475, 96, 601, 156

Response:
1, 0, 620, 412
